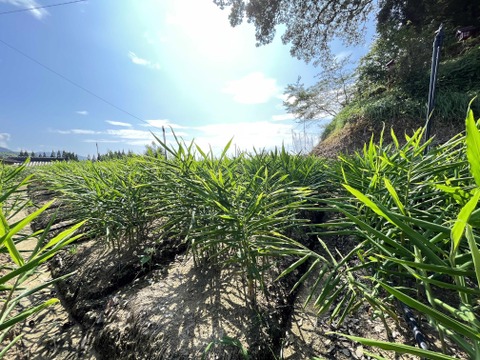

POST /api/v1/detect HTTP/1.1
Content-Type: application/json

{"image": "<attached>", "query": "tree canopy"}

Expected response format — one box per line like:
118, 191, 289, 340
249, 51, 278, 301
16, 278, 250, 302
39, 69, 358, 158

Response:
214, 0, 374, 64
214, 0, 480, 65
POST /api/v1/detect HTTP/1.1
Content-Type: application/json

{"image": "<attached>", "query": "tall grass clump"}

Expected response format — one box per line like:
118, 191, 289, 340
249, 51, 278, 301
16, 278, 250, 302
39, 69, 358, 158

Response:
0, 161, 84, 358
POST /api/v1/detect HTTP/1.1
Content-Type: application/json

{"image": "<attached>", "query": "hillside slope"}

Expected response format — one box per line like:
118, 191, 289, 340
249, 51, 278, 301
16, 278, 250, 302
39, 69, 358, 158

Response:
313, 41, 480, 157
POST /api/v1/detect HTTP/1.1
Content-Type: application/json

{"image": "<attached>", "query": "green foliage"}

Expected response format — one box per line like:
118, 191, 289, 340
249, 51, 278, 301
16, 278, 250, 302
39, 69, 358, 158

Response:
322, 45, 480, 142
280, 106, 480, 358
202, 336, 250, 360
152, 136, 320, 304
214, 0, 373, 64
322, 91, 424, 140
0, 162, 84, 359
35, 136, 325, 308
28, 104, 480, 358
284, 57, 355, 122
35, 158, 158, 250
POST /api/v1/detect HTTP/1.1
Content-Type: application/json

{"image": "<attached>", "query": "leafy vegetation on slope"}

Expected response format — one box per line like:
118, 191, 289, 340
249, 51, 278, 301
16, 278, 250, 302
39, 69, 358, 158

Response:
320, 39, 480, 143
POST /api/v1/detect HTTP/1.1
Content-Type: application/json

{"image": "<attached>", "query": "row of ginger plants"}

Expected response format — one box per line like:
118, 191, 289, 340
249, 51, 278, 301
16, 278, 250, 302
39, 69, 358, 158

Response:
3, 106, 480, 358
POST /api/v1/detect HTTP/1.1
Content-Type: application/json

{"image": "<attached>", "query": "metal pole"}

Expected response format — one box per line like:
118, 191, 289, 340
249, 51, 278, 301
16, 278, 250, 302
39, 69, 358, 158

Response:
162, 126, 167, 160
424, 24, 445, 152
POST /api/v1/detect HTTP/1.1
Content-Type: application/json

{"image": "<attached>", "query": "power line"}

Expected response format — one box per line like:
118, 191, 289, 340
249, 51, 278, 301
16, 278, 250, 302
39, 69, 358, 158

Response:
0, 0, 87, 16
0, 38, 150, 125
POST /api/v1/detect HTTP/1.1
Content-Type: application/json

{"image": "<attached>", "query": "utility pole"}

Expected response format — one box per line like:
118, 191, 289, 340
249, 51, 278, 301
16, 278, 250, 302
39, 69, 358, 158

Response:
424, 24, 445, 153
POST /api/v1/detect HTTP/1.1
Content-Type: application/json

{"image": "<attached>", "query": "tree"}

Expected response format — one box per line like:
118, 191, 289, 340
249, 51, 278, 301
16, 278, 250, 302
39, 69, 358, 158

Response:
284, 56, 355, 121
214, 0, 374, 64
215, 0, 480, 65
377, 0, 480, 33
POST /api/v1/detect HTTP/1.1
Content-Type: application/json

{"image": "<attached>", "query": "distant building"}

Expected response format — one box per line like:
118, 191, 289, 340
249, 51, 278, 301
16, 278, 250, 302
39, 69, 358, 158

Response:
2, 157, 64, 166
456, 26, 478, 41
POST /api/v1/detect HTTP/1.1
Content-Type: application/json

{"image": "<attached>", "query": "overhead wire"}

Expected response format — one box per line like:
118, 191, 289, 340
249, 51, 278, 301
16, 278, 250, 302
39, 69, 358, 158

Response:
0, 38, 153, 127
0, 0, 88, 16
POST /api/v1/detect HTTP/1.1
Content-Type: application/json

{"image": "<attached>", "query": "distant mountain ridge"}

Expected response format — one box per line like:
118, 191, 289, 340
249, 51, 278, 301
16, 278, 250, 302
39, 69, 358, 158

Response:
0, 147, 15, 154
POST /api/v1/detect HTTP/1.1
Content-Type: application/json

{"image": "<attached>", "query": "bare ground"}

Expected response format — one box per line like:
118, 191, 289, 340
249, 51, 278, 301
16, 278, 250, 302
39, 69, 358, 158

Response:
3, 182, 469, 359
3, 233, 467, 360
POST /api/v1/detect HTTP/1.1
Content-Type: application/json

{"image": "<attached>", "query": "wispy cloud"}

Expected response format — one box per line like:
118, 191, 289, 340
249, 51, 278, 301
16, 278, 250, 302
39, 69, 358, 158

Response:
76, 110, 89, 116
106, 129, 153, 140
54, 130, 71, 135
0, 133, 11, 148
142, 119, 186, 130
0, 0, 48, 19
223, 72, 280, 104
72, 129, 98, 135
52, 128, 99, 135
128, 51, 161, 70
54, 126, 174, 147
335, 51, 352, 61
84, 139, 121, 144
106, 120, 132, 127
192, 120, 293, 153
272, 114, 295, 121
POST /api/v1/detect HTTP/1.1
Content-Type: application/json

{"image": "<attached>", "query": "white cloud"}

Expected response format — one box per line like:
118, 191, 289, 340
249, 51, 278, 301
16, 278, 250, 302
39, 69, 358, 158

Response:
272, 114, 295, 121
192, 121, 293, 153
72, 129, 98, 135
277, 93, 297, 105
84, 139, 121, 144
142, 119, 186, 130
335, 51, 352, 61
0, 0, 48, 19
105, 129, 153, 141
128, 51, 161, 70
0, 133, 10, 148
76, 110, 89, 116
105, 128, 187, 146
106, 120, 132, 127
223, 72, 280, 104
52, 128, 99, 135
54, 130, 71, 134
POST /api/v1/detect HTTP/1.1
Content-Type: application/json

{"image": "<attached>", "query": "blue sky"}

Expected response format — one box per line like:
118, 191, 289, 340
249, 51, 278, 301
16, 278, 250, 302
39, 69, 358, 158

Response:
0, 0, 374, 157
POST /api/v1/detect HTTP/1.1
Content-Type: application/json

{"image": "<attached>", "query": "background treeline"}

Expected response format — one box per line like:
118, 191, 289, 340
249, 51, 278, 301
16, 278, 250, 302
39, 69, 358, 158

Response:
17, 149, 79, 161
